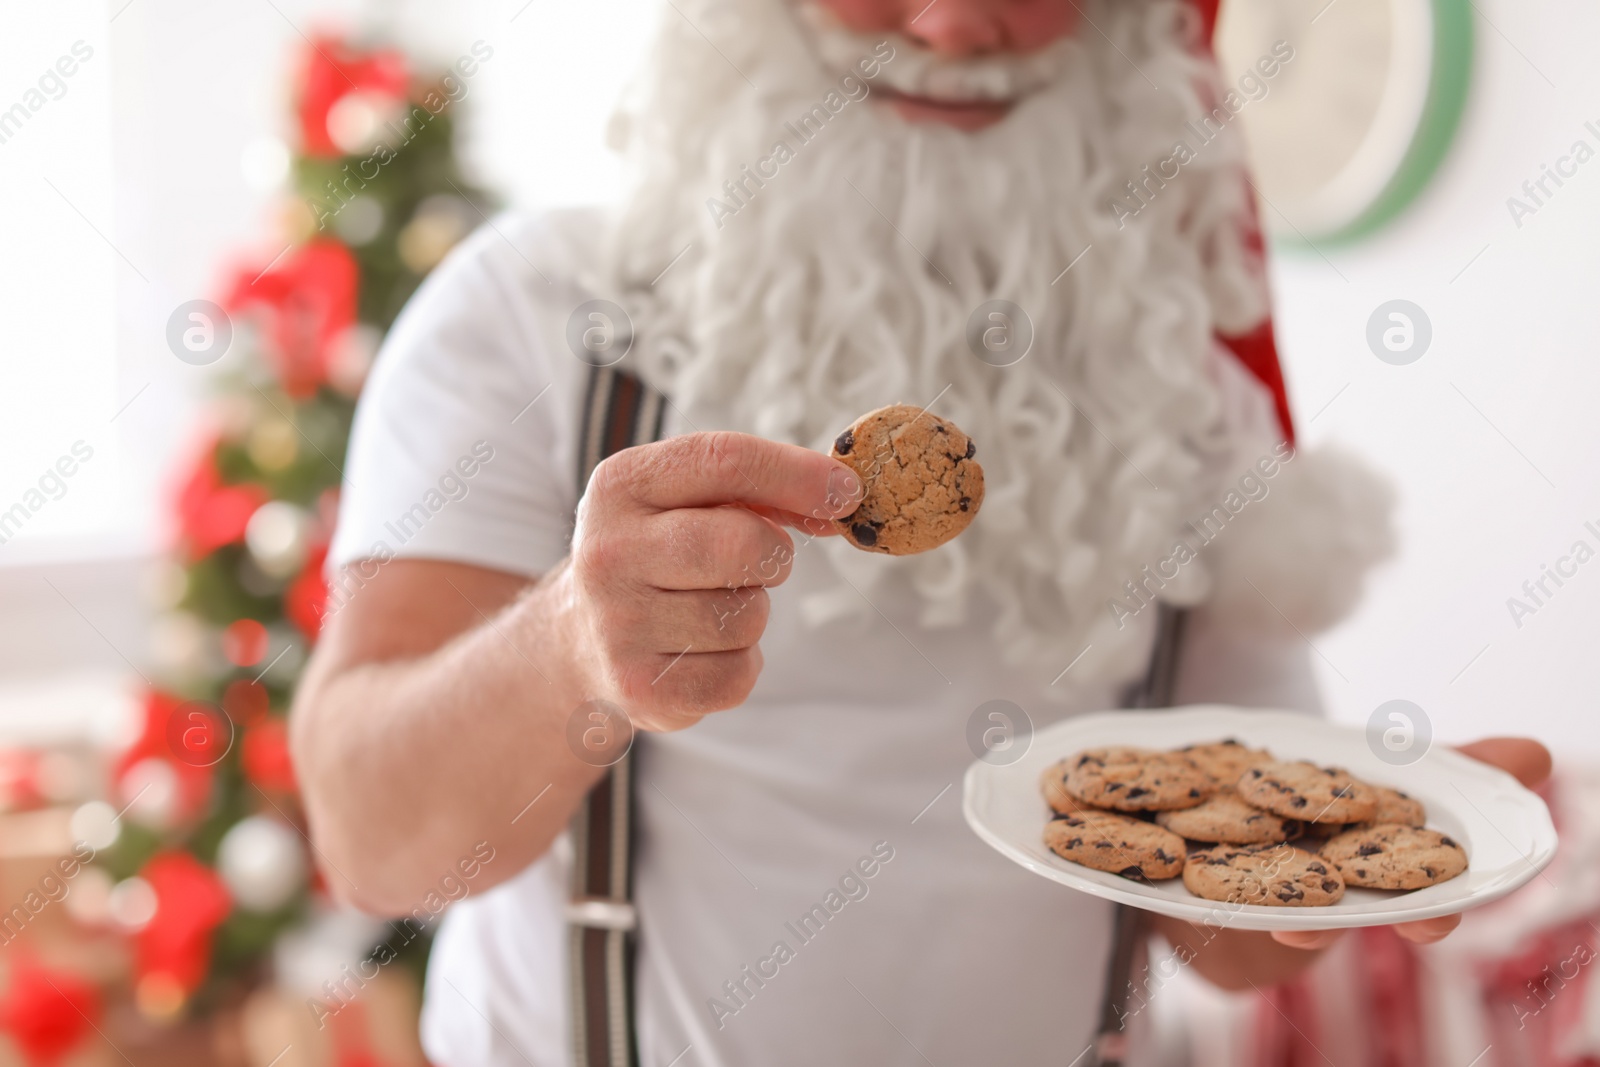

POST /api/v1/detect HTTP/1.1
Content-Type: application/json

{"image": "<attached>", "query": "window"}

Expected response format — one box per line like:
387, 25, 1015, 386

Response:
0, 5, 121, 559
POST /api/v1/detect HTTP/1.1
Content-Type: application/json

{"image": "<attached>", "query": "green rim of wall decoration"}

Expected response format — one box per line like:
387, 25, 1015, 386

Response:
1287, 0, 1475, 249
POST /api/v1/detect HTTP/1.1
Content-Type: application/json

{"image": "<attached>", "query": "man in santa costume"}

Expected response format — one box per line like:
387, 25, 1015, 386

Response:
290, 0, 1550, 1063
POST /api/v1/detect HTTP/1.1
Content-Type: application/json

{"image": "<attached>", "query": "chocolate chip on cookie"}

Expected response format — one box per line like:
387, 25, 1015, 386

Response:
1043, 810, 1186, 882
1321, 823, 1467, 890
1155, 790, 1294, 845
1063, 747, 1212, 813
1236, 761, 1379, 825
829, 404, 984, 555
1182, 843, 1346, 907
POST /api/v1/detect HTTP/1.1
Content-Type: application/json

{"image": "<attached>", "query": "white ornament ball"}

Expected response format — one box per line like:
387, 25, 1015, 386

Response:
273, 904, 389, 999
333, 195, 384, 246
108, 875, 158, 930
326, 91, 400, 155
217, 816, 307, 912
328, 325, 381, 396
245, 501, 309, 578
70, 800, 122, 852
120, 759, 180, 829
65, 866, 115, 927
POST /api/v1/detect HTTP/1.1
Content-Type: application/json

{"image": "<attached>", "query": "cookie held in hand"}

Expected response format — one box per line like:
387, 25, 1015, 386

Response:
830, 404, 984, 555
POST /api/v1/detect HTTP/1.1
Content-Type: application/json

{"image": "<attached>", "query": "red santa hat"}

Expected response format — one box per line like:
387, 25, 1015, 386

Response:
1188, 0, 1296, 444
1181, 0, 1397, 635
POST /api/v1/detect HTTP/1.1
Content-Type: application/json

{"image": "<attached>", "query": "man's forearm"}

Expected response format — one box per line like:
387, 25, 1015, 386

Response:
291, 565, 604, 915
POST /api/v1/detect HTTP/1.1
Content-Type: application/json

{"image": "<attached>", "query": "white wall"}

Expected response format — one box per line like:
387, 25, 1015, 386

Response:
1270, 3, 1600, 756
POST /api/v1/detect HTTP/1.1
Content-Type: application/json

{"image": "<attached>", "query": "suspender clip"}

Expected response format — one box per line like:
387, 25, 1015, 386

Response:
567, 897, 638, 931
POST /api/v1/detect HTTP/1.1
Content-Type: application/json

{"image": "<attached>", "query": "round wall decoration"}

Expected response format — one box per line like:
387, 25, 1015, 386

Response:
1215, 0, 1474, 244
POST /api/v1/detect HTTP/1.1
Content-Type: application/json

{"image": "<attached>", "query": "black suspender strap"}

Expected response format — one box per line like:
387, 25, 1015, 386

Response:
569, 365, 666, 1067
1126, 607, 1187, 714
1092, 604, 1189, 1067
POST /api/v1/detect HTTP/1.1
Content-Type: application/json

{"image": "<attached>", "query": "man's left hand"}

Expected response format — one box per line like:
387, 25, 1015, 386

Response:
1271, 736, 1553, 951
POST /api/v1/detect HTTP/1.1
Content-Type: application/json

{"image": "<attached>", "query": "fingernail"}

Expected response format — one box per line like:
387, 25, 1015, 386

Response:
826, 467, 863, 516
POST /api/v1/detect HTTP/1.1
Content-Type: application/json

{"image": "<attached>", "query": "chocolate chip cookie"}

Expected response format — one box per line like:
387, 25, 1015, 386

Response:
1236, 762, 1379, 824
1155, 790, 1294, 845
1063, 747, 1211, 812
1321, 824, 1468, 890
1177, 739, 1275, 787
1367, 786, 1427, 828
1043, 811, 1186, 881
830, 404, 984, 555
1039, 760, 1092, 816
1183, 843, 1346, 906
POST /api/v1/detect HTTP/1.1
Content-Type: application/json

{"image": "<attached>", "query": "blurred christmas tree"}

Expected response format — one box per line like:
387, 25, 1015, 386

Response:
96, 33, 494, 1024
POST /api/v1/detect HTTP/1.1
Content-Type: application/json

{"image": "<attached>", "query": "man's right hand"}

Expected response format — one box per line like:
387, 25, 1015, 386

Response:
293, 430, 861, 912
560, 431, 863, 731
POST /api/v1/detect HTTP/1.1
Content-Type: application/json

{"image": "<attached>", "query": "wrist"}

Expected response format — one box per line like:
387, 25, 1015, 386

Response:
510, 557, 599, 715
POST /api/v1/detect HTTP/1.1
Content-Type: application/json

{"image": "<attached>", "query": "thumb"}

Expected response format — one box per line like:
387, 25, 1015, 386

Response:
1455, 738, 1552, 790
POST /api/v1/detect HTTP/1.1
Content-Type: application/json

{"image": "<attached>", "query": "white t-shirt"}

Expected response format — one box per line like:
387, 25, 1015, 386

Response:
329, 209, 1320, 1067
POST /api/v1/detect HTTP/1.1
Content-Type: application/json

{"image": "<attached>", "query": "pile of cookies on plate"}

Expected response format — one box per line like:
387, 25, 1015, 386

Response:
1040, 740, 1468, 907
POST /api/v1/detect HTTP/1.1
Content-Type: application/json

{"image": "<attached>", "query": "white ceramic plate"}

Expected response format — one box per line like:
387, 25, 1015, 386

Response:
963, 706, 1558, 931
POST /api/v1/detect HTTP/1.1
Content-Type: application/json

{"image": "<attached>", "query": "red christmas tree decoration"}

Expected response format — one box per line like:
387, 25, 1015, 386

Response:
296, 35, 408, 158
135, 852, 232, 996
222, 618, 270, 667
175, 443, 268, 559
0, 955, 100, 1067
285, 544, 332, 641
114, 691, 216, 821
225, 239, 359, 399
242, 718, 297, 794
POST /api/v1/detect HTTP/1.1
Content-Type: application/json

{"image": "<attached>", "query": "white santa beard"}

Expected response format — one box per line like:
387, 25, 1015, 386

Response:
598, 0, 1276, 688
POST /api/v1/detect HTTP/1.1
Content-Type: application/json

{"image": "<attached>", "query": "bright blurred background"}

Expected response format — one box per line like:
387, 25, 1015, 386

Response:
0, 1, 1596, 1065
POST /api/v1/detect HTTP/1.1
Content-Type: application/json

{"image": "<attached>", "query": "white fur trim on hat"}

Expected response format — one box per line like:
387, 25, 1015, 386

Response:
1203, 445, 1397, 636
